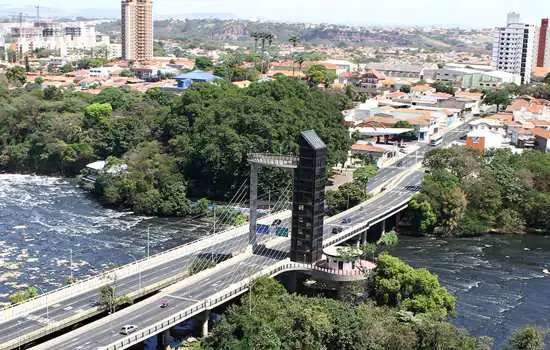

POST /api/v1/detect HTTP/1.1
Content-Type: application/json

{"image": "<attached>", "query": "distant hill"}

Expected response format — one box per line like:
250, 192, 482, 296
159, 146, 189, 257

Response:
96, 18, 491, 53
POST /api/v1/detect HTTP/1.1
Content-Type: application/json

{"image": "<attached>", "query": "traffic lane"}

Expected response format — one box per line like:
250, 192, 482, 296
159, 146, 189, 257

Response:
53, 296, 197, 350
56, 254, 284, 349
0, 233, 250, 344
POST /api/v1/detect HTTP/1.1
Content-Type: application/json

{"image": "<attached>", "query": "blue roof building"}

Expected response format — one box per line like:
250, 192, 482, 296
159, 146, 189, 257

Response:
175, 70, 220, 89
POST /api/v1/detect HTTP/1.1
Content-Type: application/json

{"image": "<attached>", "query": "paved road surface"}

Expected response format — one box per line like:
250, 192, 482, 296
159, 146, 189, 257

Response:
34, 170, 426, 350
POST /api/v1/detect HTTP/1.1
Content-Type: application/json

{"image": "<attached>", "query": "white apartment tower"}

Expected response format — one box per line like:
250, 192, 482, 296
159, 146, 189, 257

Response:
492, 12, 537, 84
121, 0, 153, 62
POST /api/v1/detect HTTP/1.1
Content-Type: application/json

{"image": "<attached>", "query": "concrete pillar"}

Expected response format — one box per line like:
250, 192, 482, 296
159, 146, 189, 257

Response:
395, 212, 401, 232
281, 271, 297, 293
160, 329, 170, 347
248, 164, 259, 249
381, 220, 386, 235
361, 230, 367, 245
201, 311, 210, 337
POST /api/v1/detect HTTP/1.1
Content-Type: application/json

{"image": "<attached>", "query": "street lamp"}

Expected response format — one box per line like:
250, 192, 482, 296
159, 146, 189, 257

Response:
128, 253, 141, 291
147, 225, 151, 258
35, 285, 49, 325
69, 248, 73, 282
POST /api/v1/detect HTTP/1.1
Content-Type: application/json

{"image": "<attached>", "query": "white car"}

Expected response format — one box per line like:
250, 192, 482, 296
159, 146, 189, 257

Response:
120, 325, 138, 335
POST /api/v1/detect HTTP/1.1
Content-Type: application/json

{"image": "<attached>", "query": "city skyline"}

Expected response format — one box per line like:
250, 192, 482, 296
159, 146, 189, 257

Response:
1, 0, 550, 27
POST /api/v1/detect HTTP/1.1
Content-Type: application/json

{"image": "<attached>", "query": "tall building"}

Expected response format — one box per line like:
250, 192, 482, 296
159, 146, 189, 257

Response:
492, 12, 537, 84
121, 0, 153, 62
536, 18, 550, 67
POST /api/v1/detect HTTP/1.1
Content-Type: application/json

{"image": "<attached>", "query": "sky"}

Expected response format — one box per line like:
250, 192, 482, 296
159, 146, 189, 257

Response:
3, 0, 550, 27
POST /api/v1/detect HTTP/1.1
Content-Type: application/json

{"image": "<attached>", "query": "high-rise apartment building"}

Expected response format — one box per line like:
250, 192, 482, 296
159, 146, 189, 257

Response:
492, 12, 537, 84
536, 18, 550, 67
121, 0, 153, 62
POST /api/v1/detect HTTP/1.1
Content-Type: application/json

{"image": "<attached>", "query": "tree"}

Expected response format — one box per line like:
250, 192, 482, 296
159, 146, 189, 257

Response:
438, 187, 468, 236
370, 254, 456, 317
506, 327, 545, 350
306, 64, 337, 87
119, 69, 133, 78
496, 209, 526, 234
195, 56, 214, 71
34, 76, 44, 86
543, 73, 550, 85
400, 85, 411, 93
483, 89, 511, 111
431, 82, 455, 95
353, 164, 377, 194
9, 287, 38, 304
6, 66, 27, 86
99, 285, 132, 314
289, 35, 299, 76
408, 194, 437, 233
84, 103, 112, 127
326, 182, 366, 213
294, 55, 305, 75
378, 230, 399, 247
59, 63, 74, 73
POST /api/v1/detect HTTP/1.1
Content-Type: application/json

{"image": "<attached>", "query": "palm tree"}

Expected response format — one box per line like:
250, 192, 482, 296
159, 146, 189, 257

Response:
250, 32, 260, 53
294, 55, 305, 77
289, 35, 299, 76
264, 33, 274, 73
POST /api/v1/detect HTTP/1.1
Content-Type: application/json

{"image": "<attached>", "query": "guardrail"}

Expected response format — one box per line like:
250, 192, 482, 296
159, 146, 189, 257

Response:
0, 210, 291, 323
98, 260, 316, 350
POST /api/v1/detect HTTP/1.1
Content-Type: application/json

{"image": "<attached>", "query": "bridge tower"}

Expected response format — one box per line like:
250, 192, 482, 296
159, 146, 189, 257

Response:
247, 152, 298, 249
290, 131, 327, 264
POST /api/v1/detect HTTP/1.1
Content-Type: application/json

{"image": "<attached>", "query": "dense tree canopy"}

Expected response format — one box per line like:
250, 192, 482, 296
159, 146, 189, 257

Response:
0, 77, 351, 216
203, 276, 484, 350
408, 147, 550, 236
370, 254, 456, 318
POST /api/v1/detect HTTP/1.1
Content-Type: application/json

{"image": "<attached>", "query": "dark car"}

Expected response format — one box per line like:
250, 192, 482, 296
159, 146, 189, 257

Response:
332, 226, 343, 234
341, 217, 352, 224
160, 301, 169, 308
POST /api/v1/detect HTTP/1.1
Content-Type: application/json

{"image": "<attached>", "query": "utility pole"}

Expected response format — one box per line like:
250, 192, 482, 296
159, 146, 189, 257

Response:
268, 189, 271, 211
35, 5, 39, 26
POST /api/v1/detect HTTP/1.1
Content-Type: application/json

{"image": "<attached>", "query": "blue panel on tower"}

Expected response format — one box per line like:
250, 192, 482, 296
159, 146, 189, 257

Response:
256, 224, 270, 234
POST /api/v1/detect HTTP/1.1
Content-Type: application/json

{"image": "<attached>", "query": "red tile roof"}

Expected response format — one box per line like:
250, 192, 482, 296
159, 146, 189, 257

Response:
351, 143, 388, 154
532, 127, 550, 139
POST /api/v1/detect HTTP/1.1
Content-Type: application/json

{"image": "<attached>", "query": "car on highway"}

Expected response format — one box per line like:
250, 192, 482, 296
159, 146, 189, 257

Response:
341, 217, 352, 224
332, 226, 343, 234
160, 301, 169, 308
120, 325, 138, 335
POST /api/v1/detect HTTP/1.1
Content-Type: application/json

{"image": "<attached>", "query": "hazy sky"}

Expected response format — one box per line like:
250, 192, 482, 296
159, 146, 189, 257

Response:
5, 0, 550, 27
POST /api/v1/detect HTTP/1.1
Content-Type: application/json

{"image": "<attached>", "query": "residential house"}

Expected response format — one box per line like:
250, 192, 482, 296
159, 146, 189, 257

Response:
410, 84, 436, 97
532, 128, 550, 152
466, 129, 504, 152
506, 97, 550, 121
510, 128, 536, 148
356, 69, 387, 95
350, 142, 397, 167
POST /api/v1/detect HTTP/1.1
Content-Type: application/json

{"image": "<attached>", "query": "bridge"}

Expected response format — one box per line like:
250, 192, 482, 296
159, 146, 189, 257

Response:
1, 125, 469, 350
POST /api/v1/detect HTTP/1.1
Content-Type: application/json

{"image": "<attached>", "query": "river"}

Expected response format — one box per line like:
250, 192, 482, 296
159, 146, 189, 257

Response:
1, 175, 549, 348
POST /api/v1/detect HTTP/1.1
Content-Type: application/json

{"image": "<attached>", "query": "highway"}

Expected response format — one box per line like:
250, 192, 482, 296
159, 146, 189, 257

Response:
33, 169, 426, 350
6, 121, 471, 349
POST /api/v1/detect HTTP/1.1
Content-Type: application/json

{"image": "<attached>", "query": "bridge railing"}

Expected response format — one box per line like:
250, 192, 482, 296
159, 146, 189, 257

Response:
0, 210, 291, 323
100, 258, 378, 350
